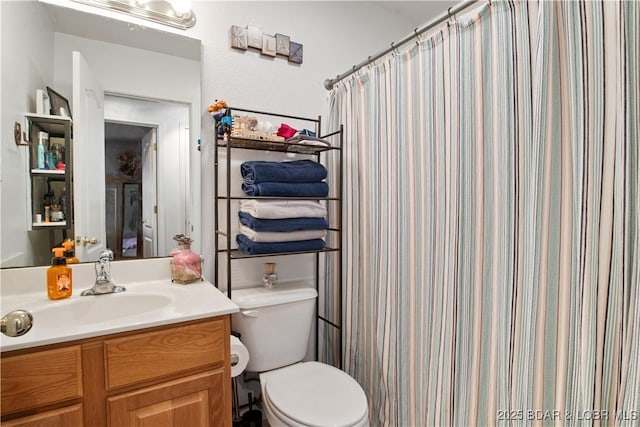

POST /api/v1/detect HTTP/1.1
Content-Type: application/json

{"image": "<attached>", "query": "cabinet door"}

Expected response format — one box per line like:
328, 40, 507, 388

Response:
107, 369, 229, 427
1, 404, 83, 427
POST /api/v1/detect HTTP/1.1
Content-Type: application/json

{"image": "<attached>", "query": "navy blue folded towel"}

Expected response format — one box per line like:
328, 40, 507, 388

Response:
236, 234, 326, 255
239, 211, 328, 232
241, 160, 327, 184
242, 181, 329, 197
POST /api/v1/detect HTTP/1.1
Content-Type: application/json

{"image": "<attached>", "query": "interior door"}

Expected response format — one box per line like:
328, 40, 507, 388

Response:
72, 51, 107, 261
142, 128, 157, 257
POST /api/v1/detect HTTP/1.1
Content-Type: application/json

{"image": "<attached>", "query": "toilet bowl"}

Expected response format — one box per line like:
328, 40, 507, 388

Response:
231, 284, 369, 427
260, 362, 369, 427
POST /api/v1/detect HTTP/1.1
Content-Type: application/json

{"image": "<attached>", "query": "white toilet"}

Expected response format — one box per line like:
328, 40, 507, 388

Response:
231, 283, 369, 427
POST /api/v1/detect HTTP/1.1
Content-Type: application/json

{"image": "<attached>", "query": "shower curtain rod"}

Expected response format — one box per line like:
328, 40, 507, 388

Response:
323, 0, 480, 90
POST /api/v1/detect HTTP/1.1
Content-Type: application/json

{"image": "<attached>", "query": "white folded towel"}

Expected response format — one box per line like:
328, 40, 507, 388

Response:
239, 199, 327, 219
239, 224, 327, 242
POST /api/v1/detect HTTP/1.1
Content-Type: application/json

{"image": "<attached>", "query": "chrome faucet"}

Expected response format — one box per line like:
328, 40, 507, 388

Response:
81, 249, 126, 296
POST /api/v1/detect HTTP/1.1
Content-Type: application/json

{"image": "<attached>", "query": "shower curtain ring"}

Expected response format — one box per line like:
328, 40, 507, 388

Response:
448, 7, 457, 25
390, 41, 400, 56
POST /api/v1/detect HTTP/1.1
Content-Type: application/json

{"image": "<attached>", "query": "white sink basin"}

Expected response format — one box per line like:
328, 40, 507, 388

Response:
33, 293, 173, 326
1, 269, 239, 353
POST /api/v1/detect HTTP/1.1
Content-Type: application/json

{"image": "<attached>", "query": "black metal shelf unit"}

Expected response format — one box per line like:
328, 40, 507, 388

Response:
25, 113, 74, 247
213, 106, 343, 367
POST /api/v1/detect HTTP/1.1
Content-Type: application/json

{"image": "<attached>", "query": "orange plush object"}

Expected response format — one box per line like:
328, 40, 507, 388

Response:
208, 99, 228, 113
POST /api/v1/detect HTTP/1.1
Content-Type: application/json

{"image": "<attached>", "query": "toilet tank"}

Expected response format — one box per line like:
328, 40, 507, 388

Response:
231, 283, 318, 372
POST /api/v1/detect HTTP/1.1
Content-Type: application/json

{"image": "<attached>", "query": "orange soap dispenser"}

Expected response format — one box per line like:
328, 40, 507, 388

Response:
62, 239, 79, 264
47, 247, 72, 300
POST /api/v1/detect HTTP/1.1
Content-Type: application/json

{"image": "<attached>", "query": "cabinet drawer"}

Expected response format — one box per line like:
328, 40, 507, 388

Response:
105, 319, 226, 389
1, 346, 83, 415
1, 404, 83, 427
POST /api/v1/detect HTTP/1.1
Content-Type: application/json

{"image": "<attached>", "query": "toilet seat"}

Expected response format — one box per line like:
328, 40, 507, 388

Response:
261, 361, 369, 427
262, 391, 369, 427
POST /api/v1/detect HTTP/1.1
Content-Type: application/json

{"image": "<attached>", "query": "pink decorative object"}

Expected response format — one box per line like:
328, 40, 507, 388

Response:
170, 234, 203, 284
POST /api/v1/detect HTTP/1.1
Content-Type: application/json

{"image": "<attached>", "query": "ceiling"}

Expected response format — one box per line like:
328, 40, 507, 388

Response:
41, 0, 201, 60
105, 122, 153, 144
42, 0, 462, 62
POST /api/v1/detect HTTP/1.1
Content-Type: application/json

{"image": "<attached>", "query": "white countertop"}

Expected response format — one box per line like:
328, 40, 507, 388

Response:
1, 258, 238, 352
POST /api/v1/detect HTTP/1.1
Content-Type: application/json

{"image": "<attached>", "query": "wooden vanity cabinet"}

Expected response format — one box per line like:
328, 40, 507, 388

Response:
0, 316, 232, 427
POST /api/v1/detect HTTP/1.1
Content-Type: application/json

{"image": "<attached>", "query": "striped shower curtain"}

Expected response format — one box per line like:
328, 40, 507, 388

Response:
327, 1, 639, 426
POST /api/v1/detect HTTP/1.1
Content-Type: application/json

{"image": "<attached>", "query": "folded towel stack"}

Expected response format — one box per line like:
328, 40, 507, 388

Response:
240, 160, 329, 197
239, 199, 327, 219
237, 160, 329, 254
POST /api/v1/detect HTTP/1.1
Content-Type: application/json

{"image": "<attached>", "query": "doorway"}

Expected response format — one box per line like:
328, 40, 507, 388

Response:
104, 94, 190, 258
104, 122, 157, 260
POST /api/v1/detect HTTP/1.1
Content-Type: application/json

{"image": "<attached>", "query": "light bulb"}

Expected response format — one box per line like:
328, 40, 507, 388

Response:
170, 0, 191, 15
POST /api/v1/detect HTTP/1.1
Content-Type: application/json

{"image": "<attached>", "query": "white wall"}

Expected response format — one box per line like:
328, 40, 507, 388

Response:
184, 1, 427, 286
190, 1, 423, 117
1, 1, 55, 267
1, 0, 442, 276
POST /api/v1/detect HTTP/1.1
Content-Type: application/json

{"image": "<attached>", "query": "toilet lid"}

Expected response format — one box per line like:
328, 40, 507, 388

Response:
264, 362, 368, 427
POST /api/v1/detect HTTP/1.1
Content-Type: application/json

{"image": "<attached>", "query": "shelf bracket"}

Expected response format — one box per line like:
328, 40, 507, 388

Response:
14, 122, 29, 146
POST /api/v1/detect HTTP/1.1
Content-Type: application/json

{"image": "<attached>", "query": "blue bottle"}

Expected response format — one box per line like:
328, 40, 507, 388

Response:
37, 132, 47, 169
37, 141, 45, 169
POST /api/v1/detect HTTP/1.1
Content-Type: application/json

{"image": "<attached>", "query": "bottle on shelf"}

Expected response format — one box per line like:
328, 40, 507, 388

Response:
50, 204, 63, 222
43, 188, 54, 223
263, 263, 278, 289
59, 188, 66, 220
50, 138, 65, 169
37, 131, 48, 169
46, 150, 57, 170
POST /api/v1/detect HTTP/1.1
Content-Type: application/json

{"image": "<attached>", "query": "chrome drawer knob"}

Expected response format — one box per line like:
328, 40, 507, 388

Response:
1, 309, 34, 337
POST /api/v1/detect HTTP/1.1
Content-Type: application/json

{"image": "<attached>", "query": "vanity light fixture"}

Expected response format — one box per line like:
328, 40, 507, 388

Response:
70, 0, 196, 29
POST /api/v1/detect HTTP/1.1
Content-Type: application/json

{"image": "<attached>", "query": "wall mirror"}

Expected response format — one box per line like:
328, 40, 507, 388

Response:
0, 1, 202, 268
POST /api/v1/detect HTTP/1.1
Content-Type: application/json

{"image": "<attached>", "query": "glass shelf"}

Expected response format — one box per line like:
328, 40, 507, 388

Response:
32, 221, 67, 228
31, 169, 66, 176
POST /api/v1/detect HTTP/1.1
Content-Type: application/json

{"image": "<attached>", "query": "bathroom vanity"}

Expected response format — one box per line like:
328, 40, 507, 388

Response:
1, 317, 230, 426
0, 258, 238, 426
